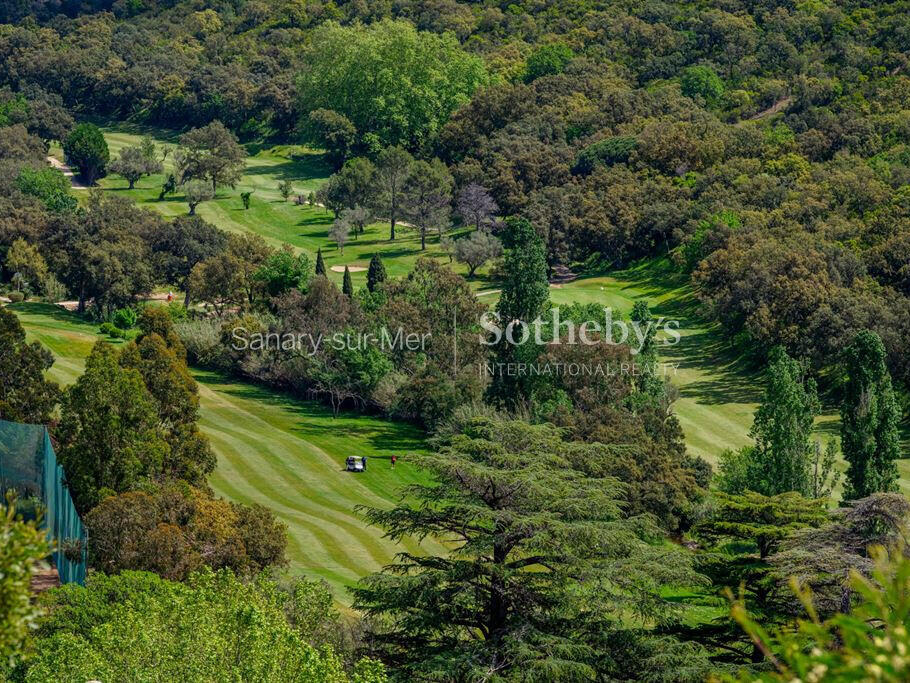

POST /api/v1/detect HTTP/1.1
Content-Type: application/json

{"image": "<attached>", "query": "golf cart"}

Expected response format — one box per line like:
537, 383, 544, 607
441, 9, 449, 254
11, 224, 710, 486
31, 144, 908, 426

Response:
346, 456, 364, 472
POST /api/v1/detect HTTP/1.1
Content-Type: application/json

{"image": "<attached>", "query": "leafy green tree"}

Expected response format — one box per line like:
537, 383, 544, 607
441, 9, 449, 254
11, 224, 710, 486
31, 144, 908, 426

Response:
630, 299, 663, 397
403, 158, 453, 250
254, 245, 313, 298
326, 157, 376, 214
119, 325, 215, 486
139, 135, 159, 168
15, 167, 76, 212
278, 178, 292, 201
315, 247, 326, 276
298, 19, 487, 150
0, 307, 60, 425
0, 497, 49, 667
372, 146, 413, 241
175, 121, 246, 194
150, 214, 227, 307
366, 253, 386, 293
681, 491, 827, 665
5, 237, 48, 294
108, 145, 161, 189
56, 342, 169, 513
43, 193, 158, 316
188, 252, 243, 316
158, 173, 177, 200
184, 179, 214, 215
840, 330, 902, 499
353, 418, 701, 680
305, 109, 357, 169
525, 43, 575, 81
680, 65, 725, 103
342, 265, 353, 297
225, 232, 274, 306
453, 228, 502, 277
487, 217, 549, 407
717, 347, 820, 497
22, 569, 386, 682
572, 136, 638, 175
62, 123, 109, 185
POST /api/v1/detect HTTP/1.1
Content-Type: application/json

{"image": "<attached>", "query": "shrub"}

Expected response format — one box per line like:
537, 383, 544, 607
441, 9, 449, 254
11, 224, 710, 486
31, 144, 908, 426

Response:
175, 319, 229, 369
98, 322, 125, 338
165, 301, 189, 322
7, 291, 24, 303
111, 307, 138, 330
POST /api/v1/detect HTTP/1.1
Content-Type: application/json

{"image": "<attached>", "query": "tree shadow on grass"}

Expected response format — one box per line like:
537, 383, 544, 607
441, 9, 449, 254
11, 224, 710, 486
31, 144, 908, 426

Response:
243, 155, 331, 183
586, 258, 764, 408
9, 302, 91, 327
194, 371, 427, 452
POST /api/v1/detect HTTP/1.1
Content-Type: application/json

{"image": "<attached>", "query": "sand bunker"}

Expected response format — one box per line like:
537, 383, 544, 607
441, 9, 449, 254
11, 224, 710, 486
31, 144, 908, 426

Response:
330, 265, 367, 273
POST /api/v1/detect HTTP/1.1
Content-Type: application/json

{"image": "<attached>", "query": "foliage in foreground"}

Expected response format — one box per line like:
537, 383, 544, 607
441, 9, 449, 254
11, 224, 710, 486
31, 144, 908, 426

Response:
0, 499, 49, 668
15, 569, 385, 683
723, 546, 910, 682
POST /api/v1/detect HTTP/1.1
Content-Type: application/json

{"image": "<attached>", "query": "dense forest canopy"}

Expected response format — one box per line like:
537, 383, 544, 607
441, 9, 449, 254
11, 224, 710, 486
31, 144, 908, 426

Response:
2, 0, 909, 384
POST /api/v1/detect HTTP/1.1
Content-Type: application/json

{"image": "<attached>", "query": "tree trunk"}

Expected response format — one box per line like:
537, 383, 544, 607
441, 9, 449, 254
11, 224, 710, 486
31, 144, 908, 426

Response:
389, 217, 396, 241
184, 288, 191, 308
489, 541, 508, 641
420, 228, 426, 251
77, 284, 86, 314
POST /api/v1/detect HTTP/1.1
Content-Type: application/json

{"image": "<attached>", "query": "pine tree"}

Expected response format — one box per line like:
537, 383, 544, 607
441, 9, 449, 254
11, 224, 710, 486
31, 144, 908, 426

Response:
841, 330, 901, 499
366, 253, 386, 292
353, 418, 702, 680
315, 247, 326, 276
342, 265, 353, 297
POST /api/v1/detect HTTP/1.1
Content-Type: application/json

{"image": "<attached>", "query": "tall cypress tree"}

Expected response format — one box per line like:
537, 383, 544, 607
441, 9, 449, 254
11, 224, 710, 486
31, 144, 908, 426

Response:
366, 253, 386, 292
487, 217, 549, 407
841, 330, 901, 499
342, 265, 353, 297
315, 247, 326, 276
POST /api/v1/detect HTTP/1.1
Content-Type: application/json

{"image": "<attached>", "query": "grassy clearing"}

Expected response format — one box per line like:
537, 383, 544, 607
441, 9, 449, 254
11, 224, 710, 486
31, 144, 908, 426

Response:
52, 126, 492, 291
550, 259, 763, 466
10, 302, 444, 601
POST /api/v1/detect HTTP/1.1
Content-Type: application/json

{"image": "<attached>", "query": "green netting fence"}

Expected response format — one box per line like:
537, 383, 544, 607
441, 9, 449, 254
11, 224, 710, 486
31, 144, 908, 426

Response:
0, 419, 87, 585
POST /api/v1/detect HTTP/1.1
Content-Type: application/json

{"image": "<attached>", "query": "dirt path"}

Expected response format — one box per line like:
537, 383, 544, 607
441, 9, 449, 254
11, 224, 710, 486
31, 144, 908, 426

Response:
743, 96, 792, 123
47, 156, 89, 189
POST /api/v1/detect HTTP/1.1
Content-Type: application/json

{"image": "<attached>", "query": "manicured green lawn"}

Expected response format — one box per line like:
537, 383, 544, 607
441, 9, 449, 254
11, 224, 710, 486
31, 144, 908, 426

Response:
53, 126, 494, 291
10, 302, 443, 601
